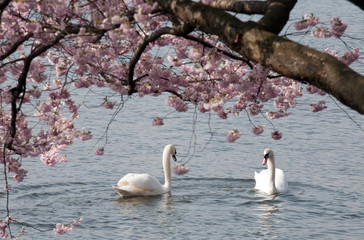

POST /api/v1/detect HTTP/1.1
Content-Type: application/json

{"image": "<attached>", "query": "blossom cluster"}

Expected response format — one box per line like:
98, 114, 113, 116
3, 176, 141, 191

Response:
0, 217, 25, 239
293, 14, 362, 113
293, 13, 319, 30
325, 48, 362, 66
0, 219, 8, 239
310, 100, 328, 112
227, 129, 242, 143
152, 117, 164, 126
294, 14, 348, 38
54, 218, 82, 235
172, 164, 190, 175
95, 147, 105, 156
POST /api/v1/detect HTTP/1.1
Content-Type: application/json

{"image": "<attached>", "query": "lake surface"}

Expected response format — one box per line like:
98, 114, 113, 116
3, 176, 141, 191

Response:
1, 0, 364, 239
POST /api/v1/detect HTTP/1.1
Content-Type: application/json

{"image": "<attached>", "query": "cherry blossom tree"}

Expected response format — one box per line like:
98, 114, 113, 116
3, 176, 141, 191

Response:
0, 0, 363, 237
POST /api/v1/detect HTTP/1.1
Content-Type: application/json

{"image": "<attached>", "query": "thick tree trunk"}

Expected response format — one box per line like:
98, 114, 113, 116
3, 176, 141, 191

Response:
157, 0, 364, 114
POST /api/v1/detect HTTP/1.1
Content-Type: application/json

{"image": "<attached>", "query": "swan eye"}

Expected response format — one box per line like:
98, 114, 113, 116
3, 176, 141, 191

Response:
264, 152, 269, 159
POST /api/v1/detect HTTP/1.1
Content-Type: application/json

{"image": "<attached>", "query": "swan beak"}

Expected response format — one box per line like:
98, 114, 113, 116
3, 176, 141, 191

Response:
172, 155, 177, 161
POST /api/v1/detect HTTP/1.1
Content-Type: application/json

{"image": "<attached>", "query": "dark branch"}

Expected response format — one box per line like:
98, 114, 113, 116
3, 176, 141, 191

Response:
127, 24, 194, 95
183, 34, 253, 68
0, 0, 11, 21
210, 0, 297, 34
7, 35, 64, 149
0, 33, 33, 61
258, 0, 297, 34
347, 0, 364, 10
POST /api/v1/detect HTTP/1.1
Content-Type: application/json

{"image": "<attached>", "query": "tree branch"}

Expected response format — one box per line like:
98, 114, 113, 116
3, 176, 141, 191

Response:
0, 0, 11, 21
347, 0, 364, 10
127, 24, 194, 95
257, 0, 297, 34
157, 0, 364, 114
210, 0, 297, 34
211, 0, 269, 14
0, 33, 33, 61
182, 34, 253, 68
7, 35, 64, 149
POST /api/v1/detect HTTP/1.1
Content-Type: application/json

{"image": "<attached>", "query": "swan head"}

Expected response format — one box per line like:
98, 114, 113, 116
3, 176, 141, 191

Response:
166, 144, 177, 161
263, 148, 274, 165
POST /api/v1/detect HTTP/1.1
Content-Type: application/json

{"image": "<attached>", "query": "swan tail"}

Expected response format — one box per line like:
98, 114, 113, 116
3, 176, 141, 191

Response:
112, 185, 154, 197
112, 186, 135, 197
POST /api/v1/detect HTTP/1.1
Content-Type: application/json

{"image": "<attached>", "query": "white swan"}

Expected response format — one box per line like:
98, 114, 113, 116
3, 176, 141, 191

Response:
254, 149, 289, 195
112, 144, 177, 197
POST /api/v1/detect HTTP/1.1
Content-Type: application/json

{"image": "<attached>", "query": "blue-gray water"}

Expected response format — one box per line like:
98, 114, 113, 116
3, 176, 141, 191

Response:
2, 0, 364, 239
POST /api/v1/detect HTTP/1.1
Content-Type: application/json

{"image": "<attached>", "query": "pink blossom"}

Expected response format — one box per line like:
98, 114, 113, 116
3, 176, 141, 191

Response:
78, 129, 93, 141
101, 99, 116, 109
330, 17, 347, 37
217, 109, 228, 119
226, 129, 242, 143
188, 48, 202, 60
203, 97, 224, 112
65, 100, 78, 114
293, 13, 319, 30
172, 164, 190, 175
340, 48, 361, 65
39, 102, 52, 113
54, 218, 82, 235
311, 26, 331, 38
167, 55, 182, 67
40, 145, 68, 166
310, 100, 327, 112
13, 169, 28, 183
152, 116, 164, 126
166, 96, 188, 112
266, 109, 290, 119
59, 89, 71, 99
95, 147, 104, 156
294, 21, 309, 30
6, 158, 21, 172
271, 130, 283, 140
54, 224, 71, 235
248, 103, 263, 116
43, 82, 52, 90
306, 84, 326, 96
252, 125, 265, 135
6, 216, 13, 223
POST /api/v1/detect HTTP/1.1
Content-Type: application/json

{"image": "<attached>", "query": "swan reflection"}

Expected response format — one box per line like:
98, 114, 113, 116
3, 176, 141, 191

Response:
116, 192, 172, 208
254, 197, 280, 237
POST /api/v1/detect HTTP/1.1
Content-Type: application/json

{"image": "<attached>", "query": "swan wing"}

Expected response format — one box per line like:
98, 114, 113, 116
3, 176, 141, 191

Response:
274, 168, 289, 193
254, 169, 269, 192
115, 173, 165, 196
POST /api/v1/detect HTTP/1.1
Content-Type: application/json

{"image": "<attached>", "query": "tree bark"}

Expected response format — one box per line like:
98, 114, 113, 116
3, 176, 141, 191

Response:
347, 0, 364, 10
157, 0, 364, 114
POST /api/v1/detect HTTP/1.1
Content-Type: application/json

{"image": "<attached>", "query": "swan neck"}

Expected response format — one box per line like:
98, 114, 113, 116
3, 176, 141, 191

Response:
267, 157, 277, 193
162, 146, 172, 190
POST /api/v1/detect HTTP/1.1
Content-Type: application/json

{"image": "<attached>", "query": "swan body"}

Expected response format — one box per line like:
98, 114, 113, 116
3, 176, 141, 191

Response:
254, 149, 289, 195
113, 144, 177, 197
